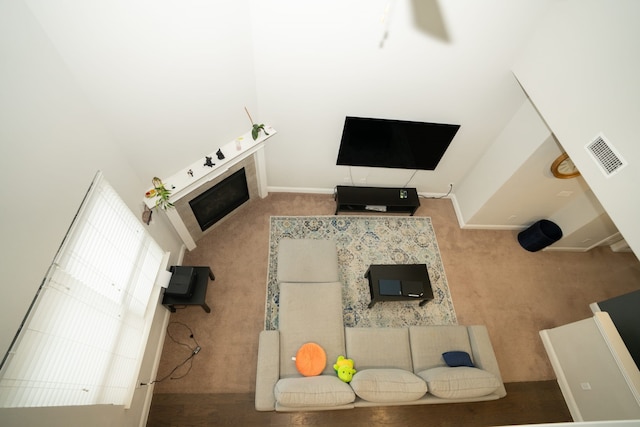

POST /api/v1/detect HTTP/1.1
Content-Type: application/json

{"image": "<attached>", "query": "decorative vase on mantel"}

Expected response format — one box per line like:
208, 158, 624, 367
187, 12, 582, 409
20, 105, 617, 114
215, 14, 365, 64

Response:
145, 177, 174, 210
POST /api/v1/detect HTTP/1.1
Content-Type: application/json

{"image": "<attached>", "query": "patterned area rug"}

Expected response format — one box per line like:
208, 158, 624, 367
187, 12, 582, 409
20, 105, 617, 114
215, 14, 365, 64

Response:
265, 216, 457, 330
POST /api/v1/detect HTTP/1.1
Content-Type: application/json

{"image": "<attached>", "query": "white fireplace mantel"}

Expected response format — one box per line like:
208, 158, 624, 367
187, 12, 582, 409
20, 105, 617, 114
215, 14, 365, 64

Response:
145, 126, 276, 250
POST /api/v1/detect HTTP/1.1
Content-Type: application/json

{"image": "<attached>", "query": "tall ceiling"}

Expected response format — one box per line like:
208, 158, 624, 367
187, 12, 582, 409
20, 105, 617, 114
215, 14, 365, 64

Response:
24, 0, 555, 192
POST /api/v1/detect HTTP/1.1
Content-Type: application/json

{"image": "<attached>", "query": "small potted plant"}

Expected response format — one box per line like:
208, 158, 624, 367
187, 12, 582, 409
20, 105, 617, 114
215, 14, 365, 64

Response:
245, 107, 269, 140
145, 177, 174, 210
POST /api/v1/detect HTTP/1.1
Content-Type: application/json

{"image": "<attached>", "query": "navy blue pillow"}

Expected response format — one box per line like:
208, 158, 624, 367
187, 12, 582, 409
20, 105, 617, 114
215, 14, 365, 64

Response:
442, 351, 475, 367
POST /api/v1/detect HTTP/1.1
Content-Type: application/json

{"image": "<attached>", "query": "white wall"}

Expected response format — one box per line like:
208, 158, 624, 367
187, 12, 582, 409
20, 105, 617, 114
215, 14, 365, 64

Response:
20, 1, 629, 249
14, 0, 561, 209
249, 0, 553, 193
454, 93, 622, 251
456, 119, 618, 251
24, 0, 259, 183
23, 0, 556, 196
512, 0, 640, 256
0, 1, 182, 424
453, 98, 552, 225
549, 191, 618, 250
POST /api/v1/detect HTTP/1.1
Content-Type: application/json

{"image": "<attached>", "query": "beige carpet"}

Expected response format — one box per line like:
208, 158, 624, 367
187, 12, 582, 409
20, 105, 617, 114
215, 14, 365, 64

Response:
153, 192, 640, 394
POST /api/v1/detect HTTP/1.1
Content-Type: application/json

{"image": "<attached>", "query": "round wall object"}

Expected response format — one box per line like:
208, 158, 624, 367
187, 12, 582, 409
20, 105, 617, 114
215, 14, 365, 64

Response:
551, 152, 580, 179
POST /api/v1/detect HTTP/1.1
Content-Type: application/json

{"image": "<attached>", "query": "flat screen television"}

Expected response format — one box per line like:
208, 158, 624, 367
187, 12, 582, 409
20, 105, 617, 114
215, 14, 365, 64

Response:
336, 116, 460, 170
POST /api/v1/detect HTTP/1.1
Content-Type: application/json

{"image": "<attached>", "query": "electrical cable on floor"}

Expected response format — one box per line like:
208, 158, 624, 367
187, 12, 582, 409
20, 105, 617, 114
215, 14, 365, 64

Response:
140, 322, 201, 386
421, 183, 453, 199
166, 321, 200, 351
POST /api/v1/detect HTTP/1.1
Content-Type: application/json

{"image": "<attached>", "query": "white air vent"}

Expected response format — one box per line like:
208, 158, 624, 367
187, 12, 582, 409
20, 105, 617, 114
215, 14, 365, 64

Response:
585, 133, 627, 177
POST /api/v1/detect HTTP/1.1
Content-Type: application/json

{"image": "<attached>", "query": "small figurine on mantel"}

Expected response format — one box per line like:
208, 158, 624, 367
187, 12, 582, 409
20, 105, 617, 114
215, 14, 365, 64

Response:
187, 169, 194, 177
204, 156, 215, 168
216, 148, 225, 160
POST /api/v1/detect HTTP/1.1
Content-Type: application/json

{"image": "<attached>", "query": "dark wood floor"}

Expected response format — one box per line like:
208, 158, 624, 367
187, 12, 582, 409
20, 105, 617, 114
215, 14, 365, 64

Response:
147, 381, 572, 427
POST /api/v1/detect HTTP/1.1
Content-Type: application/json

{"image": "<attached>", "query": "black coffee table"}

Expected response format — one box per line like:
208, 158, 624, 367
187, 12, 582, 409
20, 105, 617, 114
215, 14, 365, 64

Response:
365, 264, 434, 308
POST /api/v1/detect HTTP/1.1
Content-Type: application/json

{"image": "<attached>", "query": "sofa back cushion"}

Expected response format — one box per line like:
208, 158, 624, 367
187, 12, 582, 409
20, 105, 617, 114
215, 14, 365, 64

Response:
279, 281, 346, 377
345, 327, 413, 371
409, 325, 473, 373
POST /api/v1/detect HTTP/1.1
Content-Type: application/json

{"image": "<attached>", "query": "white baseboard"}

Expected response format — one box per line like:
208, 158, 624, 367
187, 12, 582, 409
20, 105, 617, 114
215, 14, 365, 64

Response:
543, 246, 589, 252
267, 186, 454, 198
448, 194, 466, 229
416, 191, 454, 199
267, 186, 453, 198
461, 223, 523, 231
449, 194, 522, 230
447, 194, 523, 230
610, 238, 632, 252
267, 186, 335, 194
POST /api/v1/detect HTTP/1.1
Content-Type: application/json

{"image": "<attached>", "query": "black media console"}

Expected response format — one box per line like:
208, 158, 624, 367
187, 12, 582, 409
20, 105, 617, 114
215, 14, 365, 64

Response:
334, 185, 420, 215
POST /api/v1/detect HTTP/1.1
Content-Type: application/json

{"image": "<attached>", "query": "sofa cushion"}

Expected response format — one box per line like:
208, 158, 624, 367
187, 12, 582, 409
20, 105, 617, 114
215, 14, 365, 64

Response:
277, 238, 340, 283
350, 369, 427, 403
409, 326, 473, 372
279, 282, 345, 377
274, 375, 355, 407
418, 367, 501, 399
345, 327, 413, 371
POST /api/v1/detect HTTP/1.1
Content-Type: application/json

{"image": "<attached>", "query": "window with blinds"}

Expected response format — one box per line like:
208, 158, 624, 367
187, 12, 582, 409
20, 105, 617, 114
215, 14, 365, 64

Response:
0, 171, 166, 408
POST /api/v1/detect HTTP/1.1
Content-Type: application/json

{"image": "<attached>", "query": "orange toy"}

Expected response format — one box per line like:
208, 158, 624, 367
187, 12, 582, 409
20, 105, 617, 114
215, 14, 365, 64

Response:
294, 342, 327, 377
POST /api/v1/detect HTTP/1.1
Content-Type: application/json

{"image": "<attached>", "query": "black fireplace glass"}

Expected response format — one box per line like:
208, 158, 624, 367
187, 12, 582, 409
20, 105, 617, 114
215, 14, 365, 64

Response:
189, 168, 249, 231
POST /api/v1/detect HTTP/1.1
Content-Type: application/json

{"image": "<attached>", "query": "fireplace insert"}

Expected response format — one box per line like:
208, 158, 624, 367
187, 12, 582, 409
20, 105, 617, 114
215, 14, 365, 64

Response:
189, 168, 249, 231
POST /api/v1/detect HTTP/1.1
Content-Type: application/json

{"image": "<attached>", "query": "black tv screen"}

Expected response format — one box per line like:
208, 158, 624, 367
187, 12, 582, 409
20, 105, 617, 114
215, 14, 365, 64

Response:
336, 116, 460, 170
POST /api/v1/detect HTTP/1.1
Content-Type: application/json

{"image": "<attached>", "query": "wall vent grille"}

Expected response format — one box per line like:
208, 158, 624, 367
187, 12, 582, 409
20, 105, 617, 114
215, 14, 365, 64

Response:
585, 133, 627, 177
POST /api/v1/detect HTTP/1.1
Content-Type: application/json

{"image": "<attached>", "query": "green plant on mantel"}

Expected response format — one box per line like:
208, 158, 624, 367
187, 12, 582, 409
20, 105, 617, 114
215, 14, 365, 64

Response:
145, 177, 174, 210
244, 106, 270, 140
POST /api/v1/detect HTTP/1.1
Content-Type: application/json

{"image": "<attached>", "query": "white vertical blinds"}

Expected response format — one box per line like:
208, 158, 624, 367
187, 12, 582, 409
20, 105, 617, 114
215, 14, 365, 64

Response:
0, 171, 165, 407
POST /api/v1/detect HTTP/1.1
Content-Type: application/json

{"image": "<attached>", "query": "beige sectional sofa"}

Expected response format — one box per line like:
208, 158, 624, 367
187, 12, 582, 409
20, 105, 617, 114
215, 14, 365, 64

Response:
255, 239, 506, 412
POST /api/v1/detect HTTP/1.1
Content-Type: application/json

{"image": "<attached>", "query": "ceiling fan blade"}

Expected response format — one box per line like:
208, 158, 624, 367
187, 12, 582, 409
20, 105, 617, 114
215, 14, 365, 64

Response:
411, 0, 450, 42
